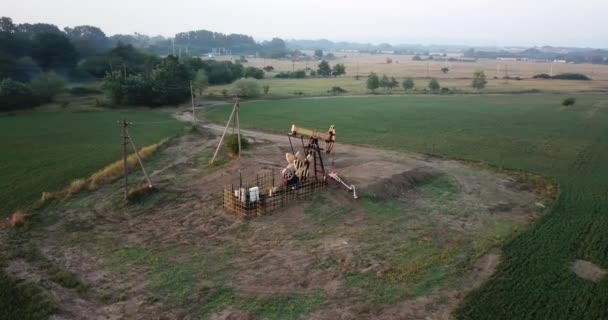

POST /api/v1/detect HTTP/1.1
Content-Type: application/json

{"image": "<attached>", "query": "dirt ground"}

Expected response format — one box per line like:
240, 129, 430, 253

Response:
1, 112, 554, 320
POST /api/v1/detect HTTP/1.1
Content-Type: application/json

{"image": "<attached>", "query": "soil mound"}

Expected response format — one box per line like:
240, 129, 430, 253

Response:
364, 167, 440, 199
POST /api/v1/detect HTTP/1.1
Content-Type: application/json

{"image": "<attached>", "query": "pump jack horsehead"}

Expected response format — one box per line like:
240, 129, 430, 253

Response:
283, 124, 357, 199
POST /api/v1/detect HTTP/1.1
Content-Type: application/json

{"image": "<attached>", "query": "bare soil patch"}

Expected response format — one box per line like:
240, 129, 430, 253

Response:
572, 259, 607, 282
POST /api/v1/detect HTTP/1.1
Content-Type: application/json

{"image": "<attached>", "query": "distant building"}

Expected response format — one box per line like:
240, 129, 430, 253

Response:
497, 57, 518, 61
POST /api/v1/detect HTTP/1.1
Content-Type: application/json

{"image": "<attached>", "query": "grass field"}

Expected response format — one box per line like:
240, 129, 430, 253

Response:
0, 109, 184, 217
205, 94, 608, 319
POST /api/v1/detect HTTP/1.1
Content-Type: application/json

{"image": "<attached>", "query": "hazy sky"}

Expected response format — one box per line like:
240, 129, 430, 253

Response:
5, 0, 608, 47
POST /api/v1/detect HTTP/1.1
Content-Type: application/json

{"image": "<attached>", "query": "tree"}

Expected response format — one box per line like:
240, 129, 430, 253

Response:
441, 67, 449, 74
562, 97, 576, 107
233, 78, 261, 97
367, 72, 379, 92
331, 63, 346, 76
402, 78, 414, 91
30, 72, 65, 102
317, 60, 331, 76
386, 57, 393, 64
471, 70, 487, 89
0, 17, 16, 33
412, 55, 422, 61
64, 25, 110, 57
31, 32, 78, 70
193, 69, 208, 96
428, 78, 440, 92
263, 85, 270, 95
263, 66, 274, 72
314, 49, 323, 59
260, 38, 288, 58
380, 74, 390, 90
389, 77, 399, 90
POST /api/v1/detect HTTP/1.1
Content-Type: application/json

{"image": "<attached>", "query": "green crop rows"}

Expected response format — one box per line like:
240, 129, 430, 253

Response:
0, 110, 184, 217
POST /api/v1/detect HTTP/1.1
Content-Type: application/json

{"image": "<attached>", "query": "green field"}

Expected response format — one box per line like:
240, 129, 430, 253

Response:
205, 94, 608, 319
0, 110, 184, 217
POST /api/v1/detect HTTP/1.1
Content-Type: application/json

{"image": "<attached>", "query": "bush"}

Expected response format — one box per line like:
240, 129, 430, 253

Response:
0, 78, 38, 111
532, 73, 552, 79
428, 78, 440, 92
263, 66, 274, 72
30, 72, 65, 102
233, 78, 261, 98
562, 97, 576, 107
275, 70, 307, 79
243, 66, 265, 79
471, 70, 487, 89
533, 73, 591, 80
329, 86, 347, 94
402, 78, 415, 91
224, 133, 249, 155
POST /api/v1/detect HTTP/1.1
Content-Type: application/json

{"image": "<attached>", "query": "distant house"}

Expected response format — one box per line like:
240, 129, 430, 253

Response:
553, 59, 567, 63
497, 57, 518, 61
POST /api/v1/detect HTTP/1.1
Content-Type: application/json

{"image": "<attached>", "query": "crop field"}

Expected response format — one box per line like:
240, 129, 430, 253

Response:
205, 94, 608, 319
239, 53, 608, 80
208, 76, 608, 98
208, 53, 608, 97
0, 109, 184, 217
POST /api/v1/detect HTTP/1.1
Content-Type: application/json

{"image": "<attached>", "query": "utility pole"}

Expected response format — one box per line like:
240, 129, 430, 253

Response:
235, 97, 241, 158
125, 128, 153, 188
120, 119, 129, 200
211, 96, 241, 164
190, 80, 196, 126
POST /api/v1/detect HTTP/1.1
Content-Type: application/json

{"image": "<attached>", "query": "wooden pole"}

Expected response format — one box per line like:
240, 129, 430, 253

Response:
210, 101, 237, 164
235, 97, 241, 158
190, 80, 196, 126
126, 128, 153, 188
121, 119, 128, 200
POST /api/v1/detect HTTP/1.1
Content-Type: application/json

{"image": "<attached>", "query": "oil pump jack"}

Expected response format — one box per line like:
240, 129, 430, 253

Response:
283, 124, 357, 199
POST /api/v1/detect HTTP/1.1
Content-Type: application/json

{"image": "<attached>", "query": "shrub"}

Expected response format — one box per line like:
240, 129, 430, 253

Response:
329, 86, 347, 94
275, 70, 307, 79
0, 79, 38, 111
532, 73, 551, 79
243, 66, 265, 79
533, 73, 591, 80
471, 70, 487, 89
402, 78, 415, 91
233, 78, 261, 98
224, 133, 249, 155
30, 72, 65, 102
263, 85, 270, 95
263, 66, 274, 72
562, 97, 576, 107
440, 87, 451, 94
428, 78, 440, 92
